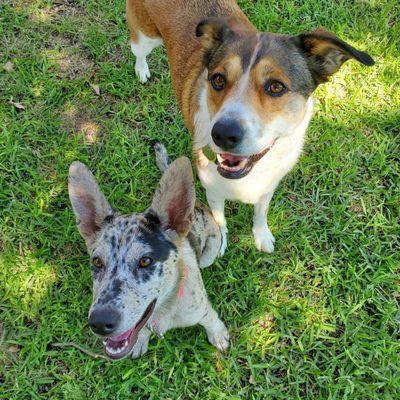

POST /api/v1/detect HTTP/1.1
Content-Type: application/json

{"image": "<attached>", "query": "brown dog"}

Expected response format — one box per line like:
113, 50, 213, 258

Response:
126, 0, 374, 254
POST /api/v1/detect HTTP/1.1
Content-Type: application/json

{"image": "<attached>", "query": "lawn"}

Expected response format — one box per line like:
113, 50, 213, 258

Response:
0, 0, 399, 398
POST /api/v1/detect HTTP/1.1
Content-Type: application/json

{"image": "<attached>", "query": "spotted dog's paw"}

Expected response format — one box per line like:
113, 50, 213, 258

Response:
207, 324, 230, 352
253, 227, 275, 253
130, 330, 151, 359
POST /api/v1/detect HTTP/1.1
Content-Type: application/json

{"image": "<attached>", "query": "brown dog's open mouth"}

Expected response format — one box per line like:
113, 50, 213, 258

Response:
103, 299, 156, 360
216, 141, 276, 179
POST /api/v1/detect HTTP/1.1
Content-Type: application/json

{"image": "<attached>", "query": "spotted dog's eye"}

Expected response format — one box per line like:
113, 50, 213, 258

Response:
264, 80, 287, 96
138, 257, 153, 268
210, 73, 226, 91
92, 257, 104, 269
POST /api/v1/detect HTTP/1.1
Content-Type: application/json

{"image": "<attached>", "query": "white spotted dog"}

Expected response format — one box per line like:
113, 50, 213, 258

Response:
68, 144, 229, 360
126, 0, 374, 254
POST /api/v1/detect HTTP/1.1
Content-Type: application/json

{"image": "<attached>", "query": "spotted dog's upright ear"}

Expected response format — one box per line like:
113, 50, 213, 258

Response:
196, 18, 235, 64
150, 157, 195, 237
68, 161, 113, 246
296, 28, 375, 83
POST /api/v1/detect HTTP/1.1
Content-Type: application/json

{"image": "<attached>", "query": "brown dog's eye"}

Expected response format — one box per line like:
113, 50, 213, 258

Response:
138, 257, 153, 268
264, 80, 287, 96
92, 257, 104, 269
210, 73, 226, 91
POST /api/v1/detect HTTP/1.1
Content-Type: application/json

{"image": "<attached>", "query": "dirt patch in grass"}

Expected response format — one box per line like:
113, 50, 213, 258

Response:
105, 44, 128, 64
27, 0, 84, 22
60, 103, 102, 144
51, 0, 84, 19
44, 34, 97, 79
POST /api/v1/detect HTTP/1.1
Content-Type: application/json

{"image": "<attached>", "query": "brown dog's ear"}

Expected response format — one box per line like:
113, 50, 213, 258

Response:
196, 18, 234, 63
296, 29, 375, 83
68, 161, 113, 245
150, 157, 195, 236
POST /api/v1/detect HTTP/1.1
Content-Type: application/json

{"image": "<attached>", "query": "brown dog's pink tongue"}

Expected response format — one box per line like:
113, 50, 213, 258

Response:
220, 153, 247, 162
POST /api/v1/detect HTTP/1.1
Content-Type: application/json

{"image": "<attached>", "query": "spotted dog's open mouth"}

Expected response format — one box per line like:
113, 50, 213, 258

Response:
103, 300, 156, 360
216, 141, 276, 179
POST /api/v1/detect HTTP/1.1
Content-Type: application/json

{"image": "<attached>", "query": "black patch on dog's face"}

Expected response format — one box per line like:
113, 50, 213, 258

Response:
207, 33, 256, 72
236, 36, 255, 71
98, 279, 123, 305
103, 214, 115, 224
139, 267, 155, 283
110, 235, 116, 249
111, 278, 123, 295
138, 215, 176, 263
143, 211, 161, 228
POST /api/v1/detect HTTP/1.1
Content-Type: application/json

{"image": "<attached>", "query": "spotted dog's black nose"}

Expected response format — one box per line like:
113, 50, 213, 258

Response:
88, 307, 121, 336
211, 119, 245, 151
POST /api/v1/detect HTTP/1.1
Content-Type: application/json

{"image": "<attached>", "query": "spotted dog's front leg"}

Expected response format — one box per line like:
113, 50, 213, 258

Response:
206, 192, 227, 256
200, 304, 230, 352
130, 327, 151, 359
252, 193, 275, 253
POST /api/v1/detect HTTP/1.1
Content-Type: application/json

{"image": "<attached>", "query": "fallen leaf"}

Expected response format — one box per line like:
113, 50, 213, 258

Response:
232, 235, 239, 244
19, 242, 24, 257
7, 345, 20, 354
3, 61, 14, 72
249, 374, 256, 385
215, 357, 222, 373
9, 99, 25, 110
90, 83, 100, 95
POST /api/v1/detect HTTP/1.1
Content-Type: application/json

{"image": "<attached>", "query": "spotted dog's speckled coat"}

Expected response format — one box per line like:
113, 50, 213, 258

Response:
126, 0, 374, 254
68, 145, 228, 360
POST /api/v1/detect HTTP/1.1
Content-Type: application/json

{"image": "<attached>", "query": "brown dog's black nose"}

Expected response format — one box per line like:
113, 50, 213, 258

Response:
88, 307, 121, 336
211, 119, 245, 151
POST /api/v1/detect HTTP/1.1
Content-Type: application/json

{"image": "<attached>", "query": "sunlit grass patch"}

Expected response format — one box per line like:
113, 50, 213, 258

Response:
1, 252, 57, 318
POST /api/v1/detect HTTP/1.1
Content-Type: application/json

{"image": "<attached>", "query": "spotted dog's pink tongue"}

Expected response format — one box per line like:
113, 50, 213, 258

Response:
109, 330, 132, 342
103, 300, 157, 360
104, 326, 135, 357
106, 338, 127, 352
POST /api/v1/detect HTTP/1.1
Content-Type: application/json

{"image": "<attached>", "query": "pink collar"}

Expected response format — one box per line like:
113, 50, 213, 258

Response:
178, 265, 189, 300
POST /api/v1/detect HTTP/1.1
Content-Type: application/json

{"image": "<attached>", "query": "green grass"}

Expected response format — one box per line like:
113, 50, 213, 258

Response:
0, 0, 399, 398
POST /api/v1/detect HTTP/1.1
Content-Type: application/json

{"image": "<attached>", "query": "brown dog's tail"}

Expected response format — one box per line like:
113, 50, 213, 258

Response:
153, 142, 170, 173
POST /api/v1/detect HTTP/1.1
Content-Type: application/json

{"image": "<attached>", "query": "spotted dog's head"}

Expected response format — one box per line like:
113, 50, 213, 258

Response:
195, 19, 374, 179
68, 158, 194, 359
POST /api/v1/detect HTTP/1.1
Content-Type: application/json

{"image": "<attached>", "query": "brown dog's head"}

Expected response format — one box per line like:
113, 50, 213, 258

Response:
195, 19, 374, 179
